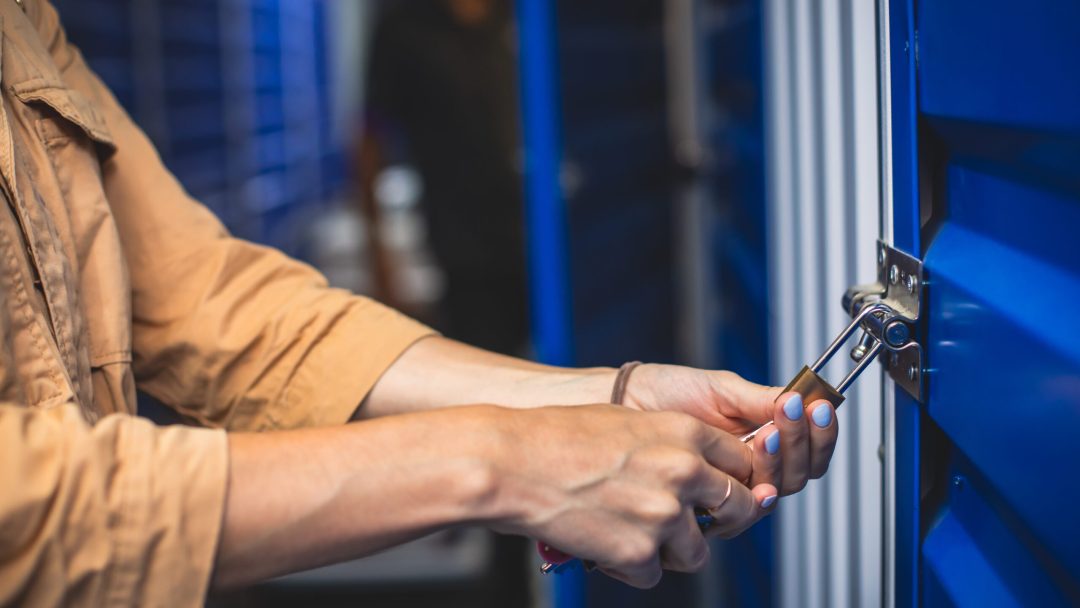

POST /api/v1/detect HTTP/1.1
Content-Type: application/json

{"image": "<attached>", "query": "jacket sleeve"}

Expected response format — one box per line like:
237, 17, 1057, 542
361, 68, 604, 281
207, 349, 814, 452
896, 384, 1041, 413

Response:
0, 403, 228, 607
29, 1, 435, 431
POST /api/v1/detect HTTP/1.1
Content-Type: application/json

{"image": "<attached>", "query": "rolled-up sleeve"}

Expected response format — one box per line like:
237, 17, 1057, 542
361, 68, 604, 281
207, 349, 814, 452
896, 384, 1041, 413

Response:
0, 404, 227, 607
30, 0, 435, 431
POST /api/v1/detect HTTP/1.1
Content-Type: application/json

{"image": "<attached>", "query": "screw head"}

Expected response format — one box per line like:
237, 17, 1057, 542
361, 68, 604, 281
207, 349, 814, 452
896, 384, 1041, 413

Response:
889, 264, 899, 284
878, 247, 886, 266
905, 273, 918, 293
885, 320, 910, 346
907, 363, 918, 381
851, 344, 868, 362
952, 475, 965, 489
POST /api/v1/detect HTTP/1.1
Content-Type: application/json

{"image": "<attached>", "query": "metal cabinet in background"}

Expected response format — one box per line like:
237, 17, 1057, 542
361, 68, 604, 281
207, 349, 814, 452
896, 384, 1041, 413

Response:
518, 0, 776, 605
54, 0, 344, 257
884, 0, 1080, 604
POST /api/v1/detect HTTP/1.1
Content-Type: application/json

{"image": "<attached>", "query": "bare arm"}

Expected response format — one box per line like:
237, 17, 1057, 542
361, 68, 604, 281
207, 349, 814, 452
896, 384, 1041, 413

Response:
359, 336, 617, 418
213, 406, 500, 588
214, 403, 777, 590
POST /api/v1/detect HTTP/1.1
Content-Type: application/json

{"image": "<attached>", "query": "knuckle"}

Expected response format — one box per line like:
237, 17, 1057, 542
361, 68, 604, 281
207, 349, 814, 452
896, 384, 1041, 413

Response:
660, 412, 706, 443
620, 535, 657, 568
681, 418, 709, 445
687, 545, 710, 572
636, 492, 682, 528
670, 541, 710, 573
665, 451, 702, 487
631, 546, 658, 569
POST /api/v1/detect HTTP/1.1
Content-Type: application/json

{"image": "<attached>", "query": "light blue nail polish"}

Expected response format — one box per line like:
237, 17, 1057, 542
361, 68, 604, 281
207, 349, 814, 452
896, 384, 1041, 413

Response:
783, 394, 803, 421
812, 404, 833, 428
764, 430, 780, 455
761, 495, 777, 509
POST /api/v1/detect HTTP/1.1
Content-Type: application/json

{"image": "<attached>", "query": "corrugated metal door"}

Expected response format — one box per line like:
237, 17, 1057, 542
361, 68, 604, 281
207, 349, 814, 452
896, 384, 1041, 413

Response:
885, 0, 1080, 604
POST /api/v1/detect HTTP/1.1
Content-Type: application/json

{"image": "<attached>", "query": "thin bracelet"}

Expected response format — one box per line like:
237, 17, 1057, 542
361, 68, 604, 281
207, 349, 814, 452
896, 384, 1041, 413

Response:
609, 361, 643, 405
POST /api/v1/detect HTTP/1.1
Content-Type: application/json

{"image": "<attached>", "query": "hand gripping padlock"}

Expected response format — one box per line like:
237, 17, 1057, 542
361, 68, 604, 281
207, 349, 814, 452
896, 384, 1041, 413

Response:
540, 302, 902, 574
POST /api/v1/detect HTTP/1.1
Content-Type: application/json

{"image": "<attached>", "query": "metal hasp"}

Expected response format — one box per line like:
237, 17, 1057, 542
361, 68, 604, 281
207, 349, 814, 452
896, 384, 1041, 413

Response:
842, 241, 924, 400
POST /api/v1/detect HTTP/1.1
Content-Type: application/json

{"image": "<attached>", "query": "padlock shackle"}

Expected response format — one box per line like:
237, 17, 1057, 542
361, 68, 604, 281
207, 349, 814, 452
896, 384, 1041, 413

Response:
836, 339, 884, 394
811, 302, 890, 373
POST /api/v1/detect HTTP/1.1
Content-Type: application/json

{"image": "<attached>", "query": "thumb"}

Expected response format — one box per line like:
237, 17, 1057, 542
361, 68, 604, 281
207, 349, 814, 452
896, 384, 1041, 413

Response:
713, 371, 783, 425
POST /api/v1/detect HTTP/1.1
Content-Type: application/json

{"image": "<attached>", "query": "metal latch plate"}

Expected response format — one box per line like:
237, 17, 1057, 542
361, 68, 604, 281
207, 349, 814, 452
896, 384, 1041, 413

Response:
843, 241, 924, 401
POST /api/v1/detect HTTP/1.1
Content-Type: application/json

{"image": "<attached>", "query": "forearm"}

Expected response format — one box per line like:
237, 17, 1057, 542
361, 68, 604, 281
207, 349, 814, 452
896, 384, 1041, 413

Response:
358, 336, 617, 418
212, 406, 506, 588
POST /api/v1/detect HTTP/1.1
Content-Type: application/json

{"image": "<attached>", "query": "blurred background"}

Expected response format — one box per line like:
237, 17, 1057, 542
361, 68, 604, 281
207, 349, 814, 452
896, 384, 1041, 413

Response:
51, 0, 1080, 605
50, 0, 872, 604
51, 0, 882, 606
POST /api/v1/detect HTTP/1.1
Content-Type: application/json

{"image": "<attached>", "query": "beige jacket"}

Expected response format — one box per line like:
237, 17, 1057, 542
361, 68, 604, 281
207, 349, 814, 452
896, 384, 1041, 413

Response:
0, 1, 433, 605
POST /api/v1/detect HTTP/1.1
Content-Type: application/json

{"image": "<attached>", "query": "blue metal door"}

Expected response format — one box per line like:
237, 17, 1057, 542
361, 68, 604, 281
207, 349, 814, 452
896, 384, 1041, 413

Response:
887, 0, 1080, 604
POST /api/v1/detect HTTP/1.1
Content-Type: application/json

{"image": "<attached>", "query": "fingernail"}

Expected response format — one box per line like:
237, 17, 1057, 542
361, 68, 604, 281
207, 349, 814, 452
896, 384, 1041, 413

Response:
764, 429, 780, 455
761, 495, 777, 509
783, 394, 803, 421
812, 404, 832, 428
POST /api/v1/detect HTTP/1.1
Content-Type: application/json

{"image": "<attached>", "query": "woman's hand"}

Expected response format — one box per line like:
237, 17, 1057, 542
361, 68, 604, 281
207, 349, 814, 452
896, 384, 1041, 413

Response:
620, 365, 839, 496
482, 404, 777, 588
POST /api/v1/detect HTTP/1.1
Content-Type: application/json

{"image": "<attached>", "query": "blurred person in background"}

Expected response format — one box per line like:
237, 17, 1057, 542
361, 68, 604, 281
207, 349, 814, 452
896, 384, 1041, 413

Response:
358, 3, 528, 604
359, 0, 528, 358
0, 1, 840, 605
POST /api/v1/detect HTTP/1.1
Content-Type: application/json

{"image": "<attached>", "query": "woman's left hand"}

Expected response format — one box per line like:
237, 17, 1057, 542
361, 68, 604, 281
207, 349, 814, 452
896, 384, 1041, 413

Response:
619, 364, 839, 496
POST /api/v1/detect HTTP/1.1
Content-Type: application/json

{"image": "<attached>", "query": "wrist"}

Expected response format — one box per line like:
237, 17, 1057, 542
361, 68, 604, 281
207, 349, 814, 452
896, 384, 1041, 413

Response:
455, 405, 533, 530
616, 362, 660, 412
432, 406, 513, 526
562, 367, 619, 405
517, 367, 616, 408
460, 405, 570, 535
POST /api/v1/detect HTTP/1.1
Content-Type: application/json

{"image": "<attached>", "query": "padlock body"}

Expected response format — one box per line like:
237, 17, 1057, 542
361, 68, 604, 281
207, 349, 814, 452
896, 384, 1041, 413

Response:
782, 365, 846, 409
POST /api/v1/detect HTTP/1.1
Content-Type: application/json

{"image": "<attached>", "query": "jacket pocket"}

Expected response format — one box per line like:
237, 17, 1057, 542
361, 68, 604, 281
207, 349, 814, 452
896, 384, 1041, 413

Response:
11, 78, 116, 155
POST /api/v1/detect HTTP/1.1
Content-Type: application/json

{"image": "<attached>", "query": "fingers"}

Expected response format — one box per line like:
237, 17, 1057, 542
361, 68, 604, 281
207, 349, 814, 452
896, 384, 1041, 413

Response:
659, 509, 710, 573
806, 399, 838, 479
749, 425, 783, 490
691, 419, 754, 484
772, 392, 810, 495
770, 394, 838, 491
682, 463, 773, 540
710, 370, 784, 426
703, 482, 778, 540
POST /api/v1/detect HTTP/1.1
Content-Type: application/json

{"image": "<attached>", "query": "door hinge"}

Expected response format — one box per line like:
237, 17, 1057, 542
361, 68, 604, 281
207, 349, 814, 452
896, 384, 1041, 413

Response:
842, 241, 924, 401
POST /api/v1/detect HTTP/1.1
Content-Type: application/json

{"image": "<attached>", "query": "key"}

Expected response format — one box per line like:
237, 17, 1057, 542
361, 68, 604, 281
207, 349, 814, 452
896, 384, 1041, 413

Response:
538, 302, 903, 575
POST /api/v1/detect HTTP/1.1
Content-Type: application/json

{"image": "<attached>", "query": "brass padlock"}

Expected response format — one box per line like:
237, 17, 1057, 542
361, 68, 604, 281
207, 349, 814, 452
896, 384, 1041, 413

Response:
741, 303, 890, 443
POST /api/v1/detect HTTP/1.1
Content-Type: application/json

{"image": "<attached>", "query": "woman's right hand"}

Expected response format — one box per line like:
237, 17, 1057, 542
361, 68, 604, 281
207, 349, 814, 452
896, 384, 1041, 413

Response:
476, 404, 778, 589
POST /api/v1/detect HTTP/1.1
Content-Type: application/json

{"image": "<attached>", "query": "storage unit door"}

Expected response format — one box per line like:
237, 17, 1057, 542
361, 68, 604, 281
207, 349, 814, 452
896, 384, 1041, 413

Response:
889, 0, 1080, 604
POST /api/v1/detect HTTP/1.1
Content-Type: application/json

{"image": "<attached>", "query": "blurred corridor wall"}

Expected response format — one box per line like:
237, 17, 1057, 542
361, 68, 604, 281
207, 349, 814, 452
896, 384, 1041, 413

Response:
51, 0, 351, 256
762, 1, 884, 606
